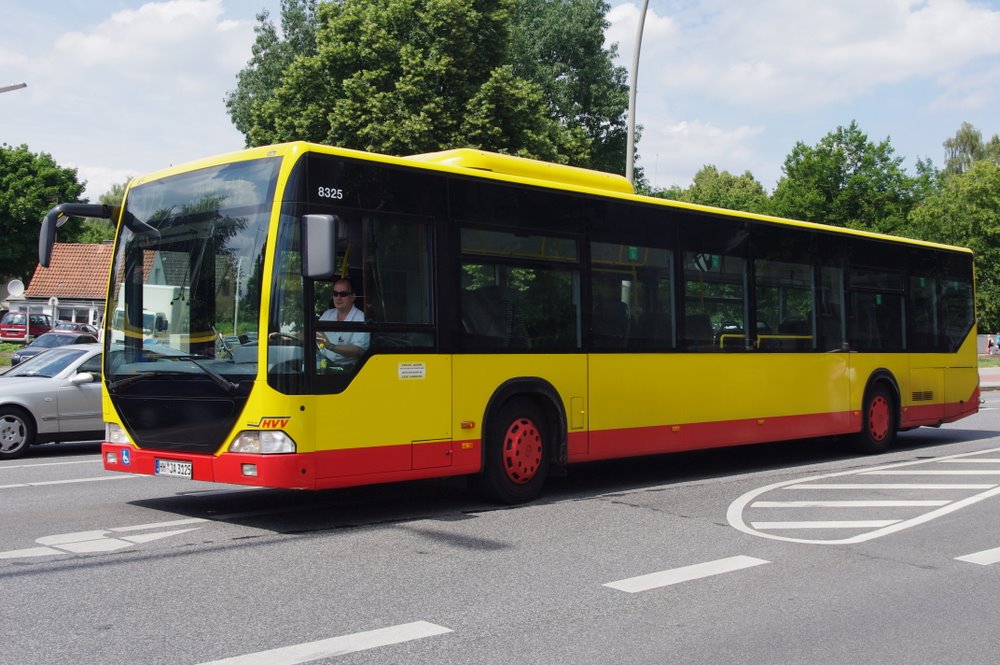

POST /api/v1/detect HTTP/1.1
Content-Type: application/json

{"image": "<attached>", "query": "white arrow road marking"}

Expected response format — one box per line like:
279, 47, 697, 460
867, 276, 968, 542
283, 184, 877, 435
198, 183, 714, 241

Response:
0, 518, 208, 559
197, 621, 453, 665
603, 555, 770, 593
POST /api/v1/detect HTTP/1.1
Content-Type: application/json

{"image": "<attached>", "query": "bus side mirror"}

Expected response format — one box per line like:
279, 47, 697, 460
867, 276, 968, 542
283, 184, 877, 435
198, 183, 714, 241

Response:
302, 214, 339, 280
39, 203, 114, 267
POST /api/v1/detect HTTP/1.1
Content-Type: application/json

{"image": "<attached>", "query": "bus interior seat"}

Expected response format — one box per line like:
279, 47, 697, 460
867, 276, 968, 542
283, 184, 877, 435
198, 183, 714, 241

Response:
684, 313, 715, 350
461, 286, 528, 348
593, 300, 631, 348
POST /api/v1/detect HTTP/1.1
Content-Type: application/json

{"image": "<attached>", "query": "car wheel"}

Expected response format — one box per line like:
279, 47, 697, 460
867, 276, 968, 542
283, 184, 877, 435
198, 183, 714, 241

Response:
0, 407, 35, 459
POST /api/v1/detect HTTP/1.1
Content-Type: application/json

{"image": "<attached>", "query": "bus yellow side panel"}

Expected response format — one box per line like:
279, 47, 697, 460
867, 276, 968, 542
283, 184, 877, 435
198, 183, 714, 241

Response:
585, 352, 852, 458
312, 354, 453, 450
452, 354, 588, 450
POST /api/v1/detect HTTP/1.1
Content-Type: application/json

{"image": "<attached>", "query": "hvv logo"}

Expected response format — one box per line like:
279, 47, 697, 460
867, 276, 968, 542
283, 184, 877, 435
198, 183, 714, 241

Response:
247, 416, 292, 429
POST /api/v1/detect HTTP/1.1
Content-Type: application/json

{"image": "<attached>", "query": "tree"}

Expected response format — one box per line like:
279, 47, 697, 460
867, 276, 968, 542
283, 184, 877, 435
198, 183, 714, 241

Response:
224, 0, 318, 144
0, 144, 85, 281
909, 160, 1000, 330
507, 0, 629, 174
942, 121, 1000, 175
653, 165, 768, 213
769, 121, 916, 234
226, 0, 630, 171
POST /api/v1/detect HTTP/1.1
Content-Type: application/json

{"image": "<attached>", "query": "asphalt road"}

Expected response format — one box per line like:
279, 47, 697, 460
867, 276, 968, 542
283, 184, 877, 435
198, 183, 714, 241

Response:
3, 397, 1000, 665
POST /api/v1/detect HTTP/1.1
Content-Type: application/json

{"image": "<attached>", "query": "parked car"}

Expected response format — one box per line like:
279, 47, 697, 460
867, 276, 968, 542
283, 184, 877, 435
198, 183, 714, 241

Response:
53, 321, 100, 335
0, 312, 53, 342
10, 331, 99, 366
0, 344, 102, 459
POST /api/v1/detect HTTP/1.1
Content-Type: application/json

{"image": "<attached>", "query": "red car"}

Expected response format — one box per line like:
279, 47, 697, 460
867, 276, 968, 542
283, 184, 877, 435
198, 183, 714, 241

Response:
0, 312, 53, 342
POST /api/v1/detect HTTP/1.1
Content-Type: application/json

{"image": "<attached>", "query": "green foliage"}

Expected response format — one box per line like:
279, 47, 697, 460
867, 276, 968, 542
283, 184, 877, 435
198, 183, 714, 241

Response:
224, 0, 318, 144
508, 0, 629, 173
652, 165, 768, 214
227, 0, 628, 170
768, 121, 917, 234
943, 121, 1000, 175
0, 143, 85, 281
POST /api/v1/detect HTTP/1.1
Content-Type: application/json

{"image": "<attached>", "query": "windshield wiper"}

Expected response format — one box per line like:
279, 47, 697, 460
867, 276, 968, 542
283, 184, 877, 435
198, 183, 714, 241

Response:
187, 358, 240, 394
108, 370, 182, 393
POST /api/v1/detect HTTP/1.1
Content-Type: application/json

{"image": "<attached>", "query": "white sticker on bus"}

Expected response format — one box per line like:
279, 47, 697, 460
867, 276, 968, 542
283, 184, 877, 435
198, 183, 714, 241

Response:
398, 362, 426, 380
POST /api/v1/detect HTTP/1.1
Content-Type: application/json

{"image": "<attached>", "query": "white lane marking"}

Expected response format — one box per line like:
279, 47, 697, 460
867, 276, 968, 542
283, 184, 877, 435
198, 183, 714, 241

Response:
196, 621, 453, 665
0, 475, 140, 490
940, 458, 1000, 464
603, 555, 769, 593
956, 547, 1000, 566
0, 459, 101, 470
728, 447, 1000, 545
110, 517, 207, 532
751, 520, 900, 530
784, 483, 996, 490
751, 500, 950, 508
863, 470, 1000, 476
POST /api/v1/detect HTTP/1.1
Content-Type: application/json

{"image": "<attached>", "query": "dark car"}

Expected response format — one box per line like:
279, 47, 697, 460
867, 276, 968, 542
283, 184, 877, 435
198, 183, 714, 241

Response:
0, 312, 53, 342
10, 331, 99, 366
53, 321, 100, 335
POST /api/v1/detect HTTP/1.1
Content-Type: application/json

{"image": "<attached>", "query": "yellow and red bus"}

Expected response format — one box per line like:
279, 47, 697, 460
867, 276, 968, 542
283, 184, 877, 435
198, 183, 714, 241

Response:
39, 142, 979, 502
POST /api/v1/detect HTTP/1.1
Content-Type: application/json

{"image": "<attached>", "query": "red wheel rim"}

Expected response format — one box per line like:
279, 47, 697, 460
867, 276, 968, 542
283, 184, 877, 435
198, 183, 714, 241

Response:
502, 417, 542, 485
868, 395, 890, 442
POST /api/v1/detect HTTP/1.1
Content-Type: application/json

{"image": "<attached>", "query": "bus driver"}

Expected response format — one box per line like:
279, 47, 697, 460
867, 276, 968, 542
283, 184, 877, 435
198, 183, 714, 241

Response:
317, 279, 370, 366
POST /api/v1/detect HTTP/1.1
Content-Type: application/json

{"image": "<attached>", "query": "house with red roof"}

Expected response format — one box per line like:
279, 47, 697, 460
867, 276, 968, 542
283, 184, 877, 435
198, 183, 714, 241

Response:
7, 242, 115, 327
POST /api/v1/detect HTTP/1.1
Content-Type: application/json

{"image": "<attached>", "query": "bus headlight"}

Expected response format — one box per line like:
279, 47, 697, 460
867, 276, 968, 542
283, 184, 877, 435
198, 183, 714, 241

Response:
106, 422, 129, 444
228, 431, 296, 454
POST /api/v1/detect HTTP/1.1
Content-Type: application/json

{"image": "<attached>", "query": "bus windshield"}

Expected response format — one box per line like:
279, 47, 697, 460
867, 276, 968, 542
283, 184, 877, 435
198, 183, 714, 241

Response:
106, 157, 280, 386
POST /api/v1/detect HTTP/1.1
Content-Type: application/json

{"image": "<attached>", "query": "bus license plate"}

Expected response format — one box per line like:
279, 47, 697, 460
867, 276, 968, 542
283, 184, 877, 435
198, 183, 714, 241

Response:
155, 459, 192, 479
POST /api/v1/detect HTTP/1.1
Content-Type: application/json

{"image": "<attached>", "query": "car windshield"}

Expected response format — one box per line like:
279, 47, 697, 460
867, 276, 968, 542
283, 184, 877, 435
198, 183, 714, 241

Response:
2, 313, 24, 325
30, 334, 75, 349
4, 348, 87, 378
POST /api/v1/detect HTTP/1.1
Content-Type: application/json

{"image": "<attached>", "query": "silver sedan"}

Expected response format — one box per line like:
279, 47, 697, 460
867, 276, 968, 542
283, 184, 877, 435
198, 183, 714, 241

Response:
0, 343, 102, 459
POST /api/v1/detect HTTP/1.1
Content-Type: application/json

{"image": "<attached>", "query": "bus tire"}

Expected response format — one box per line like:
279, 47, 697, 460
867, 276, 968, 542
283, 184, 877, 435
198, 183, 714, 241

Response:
0, 406, 35, 460
476, 398, 550, 504
853, 384, 897, 454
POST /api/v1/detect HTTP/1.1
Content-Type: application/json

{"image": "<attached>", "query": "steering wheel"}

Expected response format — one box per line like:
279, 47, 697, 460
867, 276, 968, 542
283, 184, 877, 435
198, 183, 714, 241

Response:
268, 332, 302, 346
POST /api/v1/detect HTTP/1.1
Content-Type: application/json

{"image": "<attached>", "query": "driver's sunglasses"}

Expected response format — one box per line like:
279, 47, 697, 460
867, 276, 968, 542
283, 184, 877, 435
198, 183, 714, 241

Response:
332, 290, 353, 298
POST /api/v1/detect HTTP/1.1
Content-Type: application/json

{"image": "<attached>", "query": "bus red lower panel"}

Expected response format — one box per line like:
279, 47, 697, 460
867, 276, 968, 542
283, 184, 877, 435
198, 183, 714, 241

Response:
579, 410, 856, 462
102, 441, 482, 490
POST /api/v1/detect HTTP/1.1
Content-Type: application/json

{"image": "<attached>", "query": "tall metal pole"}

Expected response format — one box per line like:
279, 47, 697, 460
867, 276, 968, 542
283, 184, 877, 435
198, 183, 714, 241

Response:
625, 0, 650, 185
0, 83, 27, 95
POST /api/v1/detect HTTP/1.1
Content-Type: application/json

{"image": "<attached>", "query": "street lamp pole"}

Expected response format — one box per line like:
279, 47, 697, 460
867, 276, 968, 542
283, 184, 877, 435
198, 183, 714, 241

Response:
0, 83, 27, 95
625, 0, 649, 184
625, 0, 650, 185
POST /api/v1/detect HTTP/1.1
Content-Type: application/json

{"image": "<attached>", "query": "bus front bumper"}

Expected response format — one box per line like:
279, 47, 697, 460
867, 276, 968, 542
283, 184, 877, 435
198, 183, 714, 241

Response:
102, 443, 317, 489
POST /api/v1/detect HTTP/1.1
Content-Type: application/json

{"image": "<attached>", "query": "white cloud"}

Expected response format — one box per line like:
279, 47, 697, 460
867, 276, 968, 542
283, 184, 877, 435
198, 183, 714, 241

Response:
640, 119, 765, 189
607, 0, 1000, 189
0, 0, 263, 200
638, 0, 1000, 111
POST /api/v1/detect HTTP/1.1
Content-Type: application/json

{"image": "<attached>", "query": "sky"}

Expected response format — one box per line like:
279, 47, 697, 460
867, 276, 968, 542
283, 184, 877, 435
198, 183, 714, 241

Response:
2, 0, 999, 200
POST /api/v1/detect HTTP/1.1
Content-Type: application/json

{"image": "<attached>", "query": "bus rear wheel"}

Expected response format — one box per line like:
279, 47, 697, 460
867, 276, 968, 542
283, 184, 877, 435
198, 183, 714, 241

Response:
476, 398, 550, 504
854, 384, 897, 454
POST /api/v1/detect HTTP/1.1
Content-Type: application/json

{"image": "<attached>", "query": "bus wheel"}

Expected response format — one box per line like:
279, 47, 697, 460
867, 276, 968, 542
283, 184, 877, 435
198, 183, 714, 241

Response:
854, 384, 896, 454
476, 398, 550, 504
0, 407, 35, 460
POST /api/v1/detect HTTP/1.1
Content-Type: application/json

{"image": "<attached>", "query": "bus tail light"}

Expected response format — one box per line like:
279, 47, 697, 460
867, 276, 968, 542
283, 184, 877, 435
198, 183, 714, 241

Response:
229, 431, 296, 454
